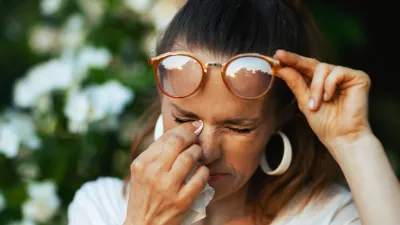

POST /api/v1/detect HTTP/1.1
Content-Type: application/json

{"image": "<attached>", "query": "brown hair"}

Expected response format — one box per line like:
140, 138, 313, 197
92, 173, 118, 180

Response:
124, 0, 343, 224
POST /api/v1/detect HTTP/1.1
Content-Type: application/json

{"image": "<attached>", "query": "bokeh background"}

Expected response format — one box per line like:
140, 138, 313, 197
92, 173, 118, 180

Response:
0, 0, 398, 224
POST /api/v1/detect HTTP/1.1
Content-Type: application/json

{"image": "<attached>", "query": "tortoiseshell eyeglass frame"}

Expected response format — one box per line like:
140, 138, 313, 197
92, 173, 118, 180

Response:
148, 51, 281, 100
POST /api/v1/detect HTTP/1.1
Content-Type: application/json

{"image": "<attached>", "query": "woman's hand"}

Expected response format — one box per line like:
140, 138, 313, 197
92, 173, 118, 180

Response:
275, 50, 400, 225
274, 50, 372, 155
124, 121, 208, 225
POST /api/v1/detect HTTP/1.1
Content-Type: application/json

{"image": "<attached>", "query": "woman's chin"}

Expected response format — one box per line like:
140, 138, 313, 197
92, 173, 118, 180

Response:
207, 180, 234, 202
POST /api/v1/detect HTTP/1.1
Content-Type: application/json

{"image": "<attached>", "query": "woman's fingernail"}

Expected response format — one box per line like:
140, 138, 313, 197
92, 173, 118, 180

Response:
192, 120, 203, 136
308, 98, 315, 110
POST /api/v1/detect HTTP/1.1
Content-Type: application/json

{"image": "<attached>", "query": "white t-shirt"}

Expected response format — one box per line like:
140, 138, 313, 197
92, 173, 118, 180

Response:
67, 177, 361, 225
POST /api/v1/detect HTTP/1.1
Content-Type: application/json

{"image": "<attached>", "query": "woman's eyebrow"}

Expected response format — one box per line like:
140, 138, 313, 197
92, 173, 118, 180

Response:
222, 117, 260, 126
171, 103, 260, 126
172, 103, 200, 118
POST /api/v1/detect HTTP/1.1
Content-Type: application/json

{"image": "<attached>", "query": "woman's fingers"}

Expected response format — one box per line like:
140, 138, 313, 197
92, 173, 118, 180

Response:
154, 121, 202, 171
275, 66, 310, 113
275, 48, 372, 113
323, 67, 345, 102
169, 144, 203, 183
323, 66, 371, 102
309, 63, 334, 110
130, 121, 203, 182
274, 50, 319, 77
178, 165, 209, 207
275, 50, 338, 111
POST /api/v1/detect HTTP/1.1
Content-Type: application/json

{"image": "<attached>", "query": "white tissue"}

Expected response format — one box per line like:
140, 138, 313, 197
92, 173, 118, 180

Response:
154, 115, 215, 224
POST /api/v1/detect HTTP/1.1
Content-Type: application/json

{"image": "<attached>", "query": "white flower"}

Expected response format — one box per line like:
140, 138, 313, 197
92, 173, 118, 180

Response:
84, 80, 134, 119
0, 110, 42, 158
0, 124, 20, 158
40, 0, 63, 16
67, 119, 89, 134
64, 92, 90, 123
13, 81, 38, 109
64, 91, 90, 133
76, 46, 112, 77
22, 181, 61, 223
13, 58, 74, 108
63, 81, 134, 133
28, 25, 59, 55
0, 191, 6, 212
60, 14, 86, 51
149, 0, 183, 30
77, 0, 105, 24
124, 0, 151, 14
2, 110, 41, 151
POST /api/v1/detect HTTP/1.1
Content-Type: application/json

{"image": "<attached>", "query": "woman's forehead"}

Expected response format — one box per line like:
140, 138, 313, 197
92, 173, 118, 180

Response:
170, 43, 231, 64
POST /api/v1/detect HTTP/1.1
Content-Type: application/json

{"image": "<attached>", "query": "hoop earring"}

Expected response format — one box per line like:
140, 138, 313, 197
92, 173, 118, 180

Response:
259, 131, 292, 175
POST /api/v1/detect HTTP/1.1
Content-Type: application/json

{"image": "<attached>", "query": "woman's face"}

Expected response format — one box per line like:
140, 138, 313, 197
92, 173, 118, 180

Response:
160, 48, 279, 201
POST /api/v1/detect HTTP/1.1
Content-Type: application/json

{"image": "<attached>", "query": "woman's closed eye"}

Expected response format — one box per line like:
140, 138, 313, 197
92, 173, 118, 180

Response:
173, 116, 256, 134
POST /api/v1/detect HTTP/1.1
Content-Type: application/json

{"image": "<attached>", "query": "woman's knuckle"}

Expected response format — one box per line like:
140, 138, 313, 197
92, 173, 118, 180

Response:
307, 59, 319, 72
192, 145, 202, 157
357, 69, 369, 78
159, 132, 171, 144
311, 58, 320, 64
332, 65, 346, 74
315, 62, 326, 72
175, 196, 190, 209
179, 153, 193, 166
358, 70, 371, 87
130, 159, 143, 173
164, 133, 185, 149
191, 177, 206, 192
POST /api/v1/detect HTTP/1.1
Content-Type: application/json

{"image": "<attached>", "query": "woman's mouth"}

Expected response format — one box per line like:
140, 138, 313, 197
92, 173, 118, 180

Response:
208, 173, 229, 182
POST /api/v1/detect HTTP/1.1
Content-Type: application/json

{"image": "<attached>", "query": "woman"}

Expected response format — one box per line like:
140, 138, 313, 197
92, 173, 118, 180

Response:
68, 0, 400, 225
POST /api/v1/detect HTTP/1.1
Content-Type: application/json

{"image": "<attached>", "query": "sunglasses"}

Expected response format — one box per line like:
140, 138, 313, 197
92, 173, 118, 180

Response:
148, 51, 281, 100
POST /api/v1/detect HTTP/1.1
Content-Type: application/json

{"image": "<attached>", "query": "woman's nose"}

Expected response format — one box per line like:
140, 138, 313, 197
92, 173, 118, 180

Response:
197, 125, 222, 165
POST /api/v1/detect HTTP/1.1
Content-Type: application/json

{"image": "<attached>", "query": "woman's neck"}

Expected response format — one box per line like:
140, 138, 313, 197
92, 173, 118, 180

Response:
194, 183, 255, 225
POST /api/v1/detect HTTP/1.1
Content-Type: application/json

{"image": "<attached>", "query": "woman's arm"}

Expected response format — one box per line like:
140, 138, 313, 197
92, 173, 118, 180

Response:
332, 133, 400, 225
273, 49, 400, 225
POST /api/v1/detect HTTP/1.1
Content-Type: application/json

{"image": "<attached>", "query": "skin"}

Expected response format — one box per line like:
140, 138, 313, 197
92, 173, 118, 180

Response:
124, 48, 400, 225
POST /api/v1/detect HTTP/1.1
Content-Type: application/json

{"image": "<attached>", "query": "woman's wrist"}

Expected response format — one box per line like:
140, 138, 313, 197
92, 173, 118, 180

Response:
327, 130, 400, 225
326, 130, 381, 163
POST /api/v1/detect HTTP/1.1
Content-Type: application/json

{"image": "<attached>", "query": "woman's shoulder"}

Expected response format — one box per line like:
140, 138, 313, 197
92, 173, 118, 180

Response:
67, 177, 128, 225
272, 184, 361, 225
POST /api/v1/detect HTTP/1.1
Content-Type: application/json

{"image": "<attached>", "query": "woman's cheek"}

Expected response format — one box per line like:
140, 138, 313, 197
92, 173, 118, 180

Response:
223, 138, 263, 174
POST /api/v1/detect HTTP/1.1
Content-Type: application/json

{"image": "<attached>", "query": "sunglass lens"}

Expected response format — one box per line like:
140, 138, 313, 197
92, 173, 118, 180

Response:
224, 57, 273, 99
157, 55, 203, 97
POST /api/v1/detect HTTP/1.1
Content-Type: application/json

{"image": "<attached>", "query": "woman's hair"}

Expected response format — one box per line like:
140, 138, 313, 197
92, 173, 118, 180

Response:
125, 0, 342, 224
